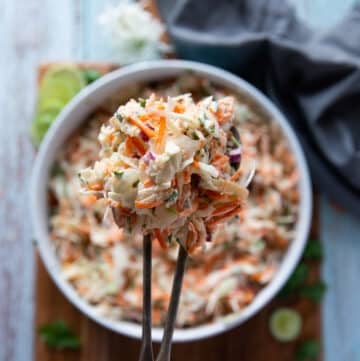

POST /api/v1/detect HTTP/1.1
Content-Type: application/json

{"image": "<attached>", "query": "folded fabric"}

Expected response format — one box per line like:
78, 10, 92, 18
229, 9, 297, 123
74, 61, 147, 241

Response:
157, 0, 360, 217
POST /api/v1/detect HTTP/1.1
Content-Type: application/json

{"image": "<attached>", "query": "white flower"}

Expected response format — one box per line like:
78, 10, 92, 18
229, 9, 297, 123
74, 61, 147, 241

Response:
98, 0, 168, 64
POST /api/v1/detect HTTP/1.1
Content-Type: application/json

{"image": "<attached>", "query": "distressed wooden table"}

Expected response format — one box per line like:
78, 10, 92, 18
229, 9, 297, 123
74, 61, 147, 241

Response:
0, 1, 359, 361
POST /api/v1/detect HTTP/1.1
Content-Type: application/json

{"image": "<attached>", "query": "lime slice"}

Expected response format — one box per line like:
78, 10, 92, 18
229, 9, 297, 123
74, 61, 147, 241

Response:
269, 308, 302, 342
38, 66, 85, 110
81, 69, 102, 84
37, 97, 66, 113
30, 108, 61, 146
31, 65, 86, 146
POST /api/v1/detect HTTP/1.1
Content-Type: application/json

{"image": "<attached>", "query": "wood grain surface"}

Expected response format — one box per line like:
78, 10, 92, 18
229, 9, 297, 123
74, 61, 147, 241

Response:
34, 63, 322, 361
1, 1, 360, 361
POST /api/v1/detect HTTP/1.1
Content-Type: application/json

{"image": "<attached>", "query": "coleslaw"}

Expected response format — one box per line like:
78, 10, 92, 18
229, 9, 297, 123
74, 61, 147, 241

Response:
78, 93, 251, 252
48, 74, 299, 327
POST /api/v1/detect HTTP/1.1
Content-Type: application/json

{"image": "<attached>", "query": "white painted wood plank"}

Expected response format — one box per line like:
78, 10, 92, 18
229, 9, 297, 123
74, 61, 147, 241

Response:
0, 1, 81, 360
321, 199, 360, 361
81, 0, 119, 60
290, 0, 359, 28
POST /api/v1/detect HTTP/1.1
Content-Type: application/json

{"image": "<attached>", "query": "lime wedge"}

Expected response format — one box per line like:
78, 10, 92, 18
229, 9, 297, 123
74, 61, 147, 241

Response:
31, 65, 86, 146
30, 108, 61, 146
38, 65, 85, 108
37, 97, 67, 113
269, 308, 302, 342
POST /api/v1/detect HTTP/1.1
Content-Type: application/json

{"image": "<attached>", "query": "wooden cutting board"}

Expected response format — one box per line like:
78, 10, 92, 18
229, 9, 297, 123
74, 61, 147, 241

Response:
34, 63, 322, 361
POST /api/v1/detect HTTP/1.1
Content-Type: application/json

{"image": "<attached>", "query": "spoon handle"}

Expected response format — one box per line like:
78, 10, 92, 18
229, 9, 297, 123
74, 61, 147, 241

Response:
156, 245, 188, 361
139, 235, 154, 361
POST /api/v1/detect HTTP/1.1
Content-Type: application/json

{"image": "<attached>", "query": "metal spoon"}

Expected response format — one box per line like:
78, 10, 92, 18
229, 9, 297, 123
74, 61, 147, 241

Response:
112, 208, 154, 361
156, 245, 188, 361
138, 234, 154, 361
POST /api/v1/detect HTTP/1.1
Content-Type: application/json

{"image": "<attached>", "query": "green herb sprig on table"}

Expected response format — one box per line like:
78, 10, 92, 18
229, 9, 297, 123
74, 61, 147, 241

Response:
279, 239, 326, 302
81, 69, 102, 84
295, 340, 320, 361
299, 281, 327, 303
39, 320, 81, 350
270, 239, 326, 360
304, 239, 323, 260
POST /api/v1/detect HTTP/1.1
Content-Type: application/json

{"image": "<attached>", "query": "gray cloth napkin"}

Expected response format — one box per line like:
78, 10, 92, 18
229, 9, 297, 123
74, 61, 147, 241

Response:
157, 0, 360, 216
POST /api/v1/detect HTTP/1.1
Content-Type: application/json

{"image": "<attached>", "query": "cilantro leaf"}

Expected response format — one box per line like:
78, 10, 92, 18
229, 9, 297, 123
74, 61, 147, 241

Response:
138, 98, 146, 107
279, 263, 309, 297
114, 170, 124, 177
299, 281, 327, 303
165, 190, 178, 203
82, 69, 101, 84
39, 320, 80, 350
304, 240, 323, 260
295, 340, 320, 360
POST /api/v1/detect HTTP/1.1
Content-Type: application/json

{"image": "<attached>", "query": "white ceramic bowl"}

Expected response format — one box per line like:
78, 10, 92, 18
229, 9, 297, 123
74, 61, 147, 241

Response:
31, 60, 312, 342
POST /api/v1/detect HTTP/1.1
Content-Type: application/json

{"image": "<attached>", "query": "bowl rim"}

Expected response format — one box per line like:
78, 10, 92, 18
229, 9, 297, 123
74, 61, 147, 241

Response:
31, 59, 312, 342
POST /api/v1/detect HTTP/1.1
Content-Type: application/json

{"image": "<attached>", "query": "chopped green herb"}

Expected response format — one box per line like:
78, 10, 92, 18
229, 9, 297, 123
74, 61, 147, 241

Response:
304, 240, 323, 260
279, 263, 309, 297
191, 131, 200, 140
295, 340, 320, 361
51, 163, 64, 177
126, 216, 132, 233
116, 113, 123, 122
198, 117, 205, 127
132, 180, 140, 188
165, 190, 178, 203
77, 172, 86, 185
81, 69, 101, 84
39, 320, 80, 350
114, 170, 124, 177
231, 134, 241, 147
138, 98, 146, 107
299, 281, 327, 302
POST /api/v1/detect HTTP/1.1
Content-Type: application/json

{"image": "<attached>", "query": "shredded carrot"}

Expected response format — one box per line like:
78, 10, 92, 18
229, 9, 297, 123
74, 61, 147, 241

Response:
89, 184, 103, 191
193, 160, 200, 169
198, 202, 208, 210
212, 152, 230, 168
216, 98, 234, 124
211, 204, 238, 217
154, 229, 167, 250
139, 114, 148, 121
128, 117, 155, 138
204, 190, 224, 200
124, 137, 133, 156
183, 168, 191, 184
173, 103, 185, 113
157, 103, 165, 111
144, 179, 154, 188
135, 199, 163, 209
155, 116, 166, 153
230, 167, 243, 181
206, 206, 241, 228
186, 222, 199, 253
103, 252, 114, 266
129, 136, 146, 156
81, 194, 97, 207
